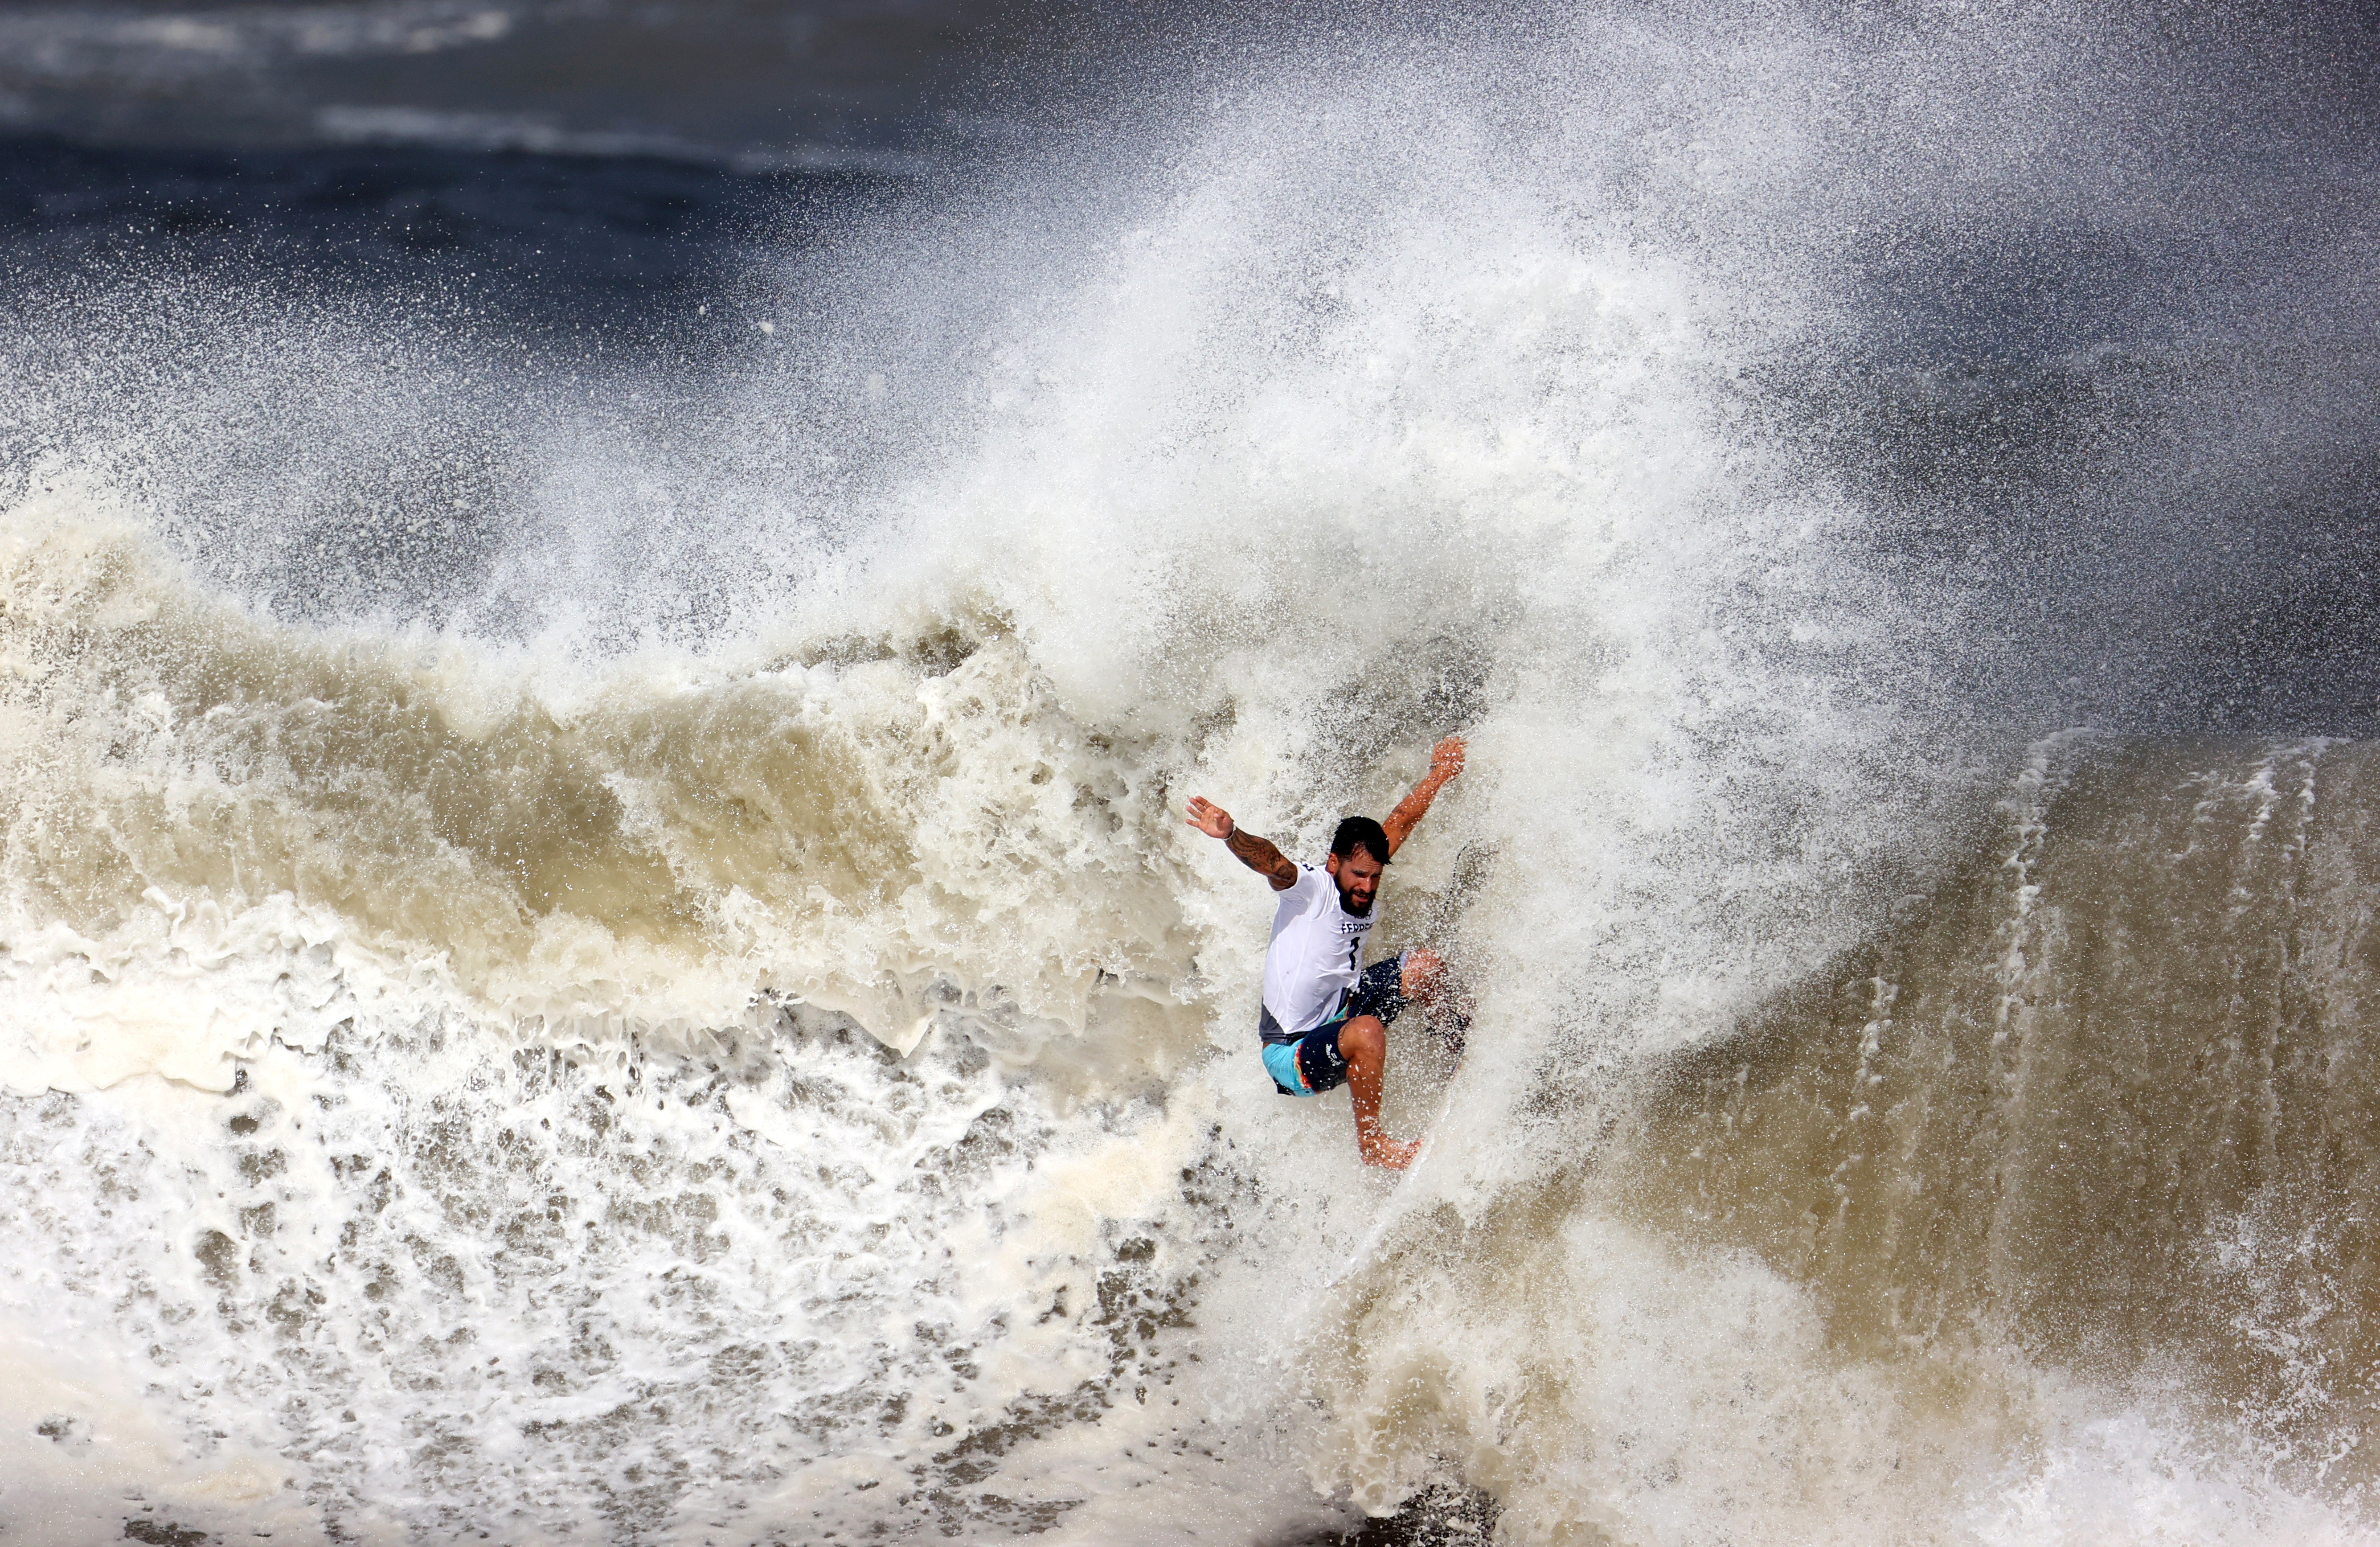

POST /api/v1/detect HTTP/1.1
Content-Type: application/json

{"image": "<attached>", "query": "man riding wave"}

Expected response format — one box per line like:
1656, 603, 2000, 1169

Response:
1185, 736, 1467, 1169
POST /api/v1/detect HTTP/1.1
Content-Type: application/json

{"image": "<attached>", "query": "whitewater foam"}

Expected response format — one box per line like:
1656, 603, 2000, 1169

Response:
5, 7, 2379, 1543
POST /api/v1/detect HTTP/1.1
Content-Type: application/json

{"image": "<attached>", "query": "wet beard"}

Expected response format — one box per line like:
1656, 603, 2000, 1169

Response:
1335, 881, 1376, 917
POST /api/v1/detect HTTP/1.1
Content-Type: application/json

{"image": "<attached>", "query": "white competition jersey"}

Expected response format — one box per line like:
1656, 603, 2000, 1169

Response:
1261, 863, 1375, 1038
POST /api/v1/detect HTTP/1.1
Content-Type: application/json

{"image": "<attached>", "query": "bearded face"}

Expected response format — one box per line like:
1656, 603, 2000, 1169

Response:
1327, 847, 1385, 916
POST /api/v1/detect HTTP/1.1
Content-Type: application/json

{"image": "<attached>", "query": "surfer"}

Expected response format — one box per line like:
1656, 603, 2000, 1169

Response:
1184, 736, 1467, 1169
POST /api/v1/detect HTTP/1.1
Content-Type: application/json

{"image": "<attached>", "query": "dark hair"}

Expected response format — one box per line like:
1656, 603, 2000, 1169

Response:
1330, 816, 1393, 866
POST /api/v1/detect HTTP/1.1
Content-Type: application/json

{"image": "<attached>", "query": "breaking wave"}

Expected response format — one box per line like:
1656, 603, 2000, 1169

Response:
4, 6, 2377, 1543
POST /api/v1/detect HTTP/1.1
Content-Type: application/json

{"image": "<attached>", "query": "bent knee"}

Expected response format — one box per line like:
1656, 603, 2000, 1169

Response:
1337, 1015, 1388, 1062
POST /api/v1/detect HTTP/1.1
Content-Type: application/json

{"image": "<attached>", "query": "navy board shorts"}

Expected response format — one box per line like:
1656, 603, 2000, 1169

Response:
1260, 954, 1412, 1097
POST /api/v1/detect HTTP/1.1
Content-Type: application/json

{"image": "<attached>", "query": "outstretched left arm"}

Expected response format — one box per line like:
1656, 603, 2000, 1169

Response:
1381, 735, 1466, 857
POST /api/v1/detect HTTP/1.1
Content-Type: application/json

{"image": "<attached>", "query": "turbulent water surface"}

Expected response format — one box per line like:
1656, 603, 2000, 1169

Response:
4, 4, 2380, 1543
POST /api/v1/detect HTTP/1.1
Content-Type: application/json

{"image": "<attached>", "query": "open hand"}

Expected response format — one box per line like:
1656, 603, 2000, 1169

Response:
1430, 735, 1467, 783
1184, 796, 1235, 840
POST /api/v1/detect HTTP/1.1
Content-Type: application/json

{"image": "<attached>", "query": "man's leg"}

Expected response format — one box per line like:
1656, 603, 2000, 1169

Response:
1336, 1014, 1418, 1169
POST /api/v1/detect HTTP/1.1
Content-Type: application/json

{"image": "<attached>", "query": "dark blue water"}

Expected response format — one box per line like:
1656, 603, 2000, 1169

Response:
0, 133, 877, 343
0, 0, 1073, 166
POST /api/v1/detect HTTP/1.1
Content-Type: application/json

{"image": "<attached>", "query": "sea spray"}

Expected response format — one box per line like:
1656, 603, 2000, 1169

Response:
4, 7, 2379, 1543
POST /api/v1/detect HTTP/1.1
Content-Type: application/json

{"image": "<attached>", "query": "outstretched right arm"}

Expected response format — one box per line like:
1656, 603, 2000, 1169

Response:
1185, 796, 1299, 890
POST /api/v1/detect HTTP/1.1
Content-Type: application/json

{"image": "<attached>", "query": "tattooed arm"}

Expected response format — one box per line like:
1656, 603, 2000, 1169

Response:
1381, 735, 1466, 858
1184, 796, 1299, 890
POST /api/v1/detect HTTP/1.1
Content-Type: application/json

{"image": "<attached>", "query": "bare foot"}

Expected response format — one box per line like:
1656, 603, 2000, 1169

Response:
1360, 1134, 1421, 1169
1400, 946, 1444, 1000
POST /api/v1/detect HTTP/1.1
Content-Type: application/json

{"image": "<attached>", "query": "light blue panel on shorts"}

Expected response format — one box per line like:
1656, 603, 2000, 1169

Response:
1261, 1041, 1314, 1096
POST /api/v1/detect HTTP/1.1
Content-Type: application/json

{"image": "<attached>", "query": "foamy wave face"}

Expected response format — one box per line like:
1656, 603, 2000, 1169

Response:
5, 7, 2373, 1544
0, 1009, 1233, 1543
0, 481, 1205, 1085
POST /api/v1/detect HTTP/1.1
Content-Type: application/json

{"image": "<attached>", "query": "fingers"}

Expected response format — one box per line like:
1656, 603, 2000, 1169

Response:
1184, 796, 1232, 836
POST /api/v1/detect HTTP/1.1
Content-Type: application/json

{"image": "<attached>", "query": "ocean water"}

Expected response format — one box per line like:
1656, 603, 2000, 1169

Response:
4, 4, 2380, 1543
